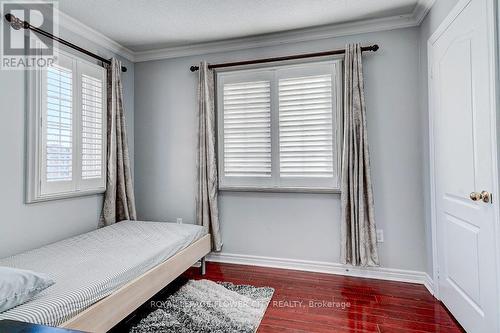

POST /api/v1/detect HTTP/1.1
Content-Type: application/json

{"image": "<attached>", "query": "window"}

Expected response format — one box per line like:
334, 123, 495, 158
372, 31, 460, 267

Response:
217, 60, 342, 192
26, 50, 107, 202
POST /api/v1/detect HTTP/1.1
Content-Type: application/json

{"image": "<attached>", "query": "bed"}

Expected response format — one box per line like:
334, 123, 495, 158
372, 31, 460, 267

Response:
0, 220, 211, 333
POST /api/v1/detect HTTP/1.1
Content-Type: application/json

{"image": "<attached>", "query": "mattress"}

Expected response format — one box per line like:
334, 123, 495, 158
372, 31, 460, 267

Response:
0, 220, 207, 326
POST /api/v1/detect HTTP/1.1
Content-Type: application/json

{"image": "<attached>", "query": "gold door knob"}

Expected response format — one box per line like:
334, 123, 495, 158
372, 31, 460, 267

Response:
470, 192, 483, 201
481, 191, 491, 203
470, 191, 492, 203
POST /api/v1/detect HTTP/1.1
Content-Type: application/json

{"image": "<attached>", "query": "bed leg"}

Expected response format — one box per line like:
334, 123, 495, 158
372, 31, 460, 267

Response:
200, 257, 206, 276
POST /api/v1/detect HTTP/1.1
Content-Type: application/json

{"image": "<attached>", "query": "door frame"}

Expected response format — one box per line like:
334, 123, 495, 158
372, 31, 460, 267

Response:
427, 0, 500, 300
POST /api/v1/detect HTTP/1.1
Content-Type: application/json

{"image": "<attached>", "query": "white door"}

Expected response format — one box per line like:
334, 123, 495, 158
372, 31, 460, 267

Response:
429, 0, 499, 332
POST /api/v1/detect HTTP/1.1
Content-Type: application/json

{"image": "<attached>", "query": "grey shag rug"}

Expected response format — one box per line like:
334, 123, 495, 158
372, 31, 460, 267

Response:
129, 279, 274, 333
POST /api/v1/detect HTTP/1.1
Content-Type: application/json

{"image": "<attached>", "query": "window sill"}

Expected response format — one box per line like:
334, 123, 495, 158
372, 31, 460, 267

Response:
218, 186, 340, 194
26, 188, 106, 204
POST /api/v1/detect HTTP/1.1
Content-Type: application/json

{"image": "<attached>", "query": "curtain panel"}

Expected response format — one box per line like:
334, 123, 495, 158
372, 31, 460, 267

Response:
340, 44, 380, 267
196, 61, 223, 251
100, 58, 137, 227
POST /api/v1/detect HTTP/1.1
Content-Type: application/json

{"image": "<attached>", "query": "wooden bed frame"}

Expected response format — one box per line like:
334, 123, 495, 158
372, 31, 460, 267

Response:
60, 234, 211, 333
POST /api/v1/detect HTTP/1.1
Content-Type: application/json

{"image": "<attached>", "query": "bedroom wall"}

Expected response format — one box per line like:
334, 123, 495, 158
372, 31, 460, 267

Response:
0, 25, 135, 258
134, 27, 427, 272
418, 0, 460, 276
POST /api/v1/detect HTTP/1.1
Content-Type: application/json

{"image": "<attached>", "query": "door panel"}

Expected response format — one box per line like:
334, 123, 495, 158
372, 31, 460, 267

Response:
445, 214, 480, 304
438, 37, 475, 197
430, 0, 499, 332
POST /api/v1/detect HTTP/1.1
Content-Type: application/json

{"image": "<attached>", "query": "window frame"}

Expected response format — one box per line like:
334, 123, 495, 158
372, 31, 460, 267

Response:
26, 48, 107, 203
216, 59, 343, 193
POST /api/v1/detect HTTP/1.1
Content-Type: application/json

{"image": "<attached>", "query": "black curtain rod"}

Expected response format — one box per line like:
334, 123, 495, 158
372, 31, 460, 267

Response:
189, 44, 379, 72
4, 13, 127, 72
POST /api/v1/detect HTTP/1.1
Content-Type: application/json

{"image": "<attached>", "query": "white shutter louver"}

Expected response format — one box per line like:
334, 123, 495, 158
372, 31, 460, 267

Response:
279, 74, 334, 178
81, 74, 104, 180
217, 61, 340, 191
223, 80, 272, 178
29, 50, 107, 202
45, 65, 73, 182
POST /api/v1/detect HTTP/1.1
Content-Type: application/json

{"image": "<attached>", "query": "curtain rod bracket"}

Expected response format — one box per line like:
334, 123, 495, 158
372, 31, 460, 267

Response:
4, 13, 127, 72
189, 44, 379, 72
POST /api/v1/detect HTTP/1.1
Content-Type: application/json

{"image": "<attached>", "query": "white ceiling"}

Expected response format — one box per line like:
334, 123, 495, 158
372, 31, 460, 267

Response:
57, 0, 422, 53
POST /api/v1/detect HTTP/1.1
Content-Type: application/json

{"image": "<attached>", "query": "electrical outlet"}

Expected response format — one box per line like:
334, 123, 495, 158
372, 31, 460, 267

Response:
176, 218, 183, 224
376, 229, 384, 243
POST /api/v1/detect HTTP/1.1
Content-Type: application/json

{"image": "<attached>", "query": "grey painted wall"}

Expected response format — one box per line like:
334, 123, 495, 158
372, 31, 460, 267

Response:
134, 27, 427, 271
418, 0, 460, 275
0, 26, 134, 258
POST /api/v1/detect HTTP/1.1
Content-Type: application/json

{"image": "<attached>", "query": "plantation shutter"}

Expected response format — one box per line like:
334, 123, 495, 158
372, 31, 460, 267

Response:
33, 50, 107, 201
41, 54, 75, 195
278, 74, 334, 178
79, 62, 106, 190
217, 61, 340, 190
222, 79, 272, 183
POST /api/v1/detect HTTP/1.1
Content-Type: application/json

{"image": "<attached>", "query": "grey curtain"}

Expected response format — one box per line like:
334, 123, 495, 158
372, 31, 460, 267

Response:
100, 58, 137, 227
196, 61, 223, 251
340, 44, 379, 267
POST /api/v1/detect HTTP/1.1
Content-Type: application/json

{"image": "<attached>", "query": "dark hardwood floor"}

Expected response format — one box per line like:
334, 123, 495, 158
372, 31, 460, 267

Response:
112, 262, 465, 333
185, 262, 464, 333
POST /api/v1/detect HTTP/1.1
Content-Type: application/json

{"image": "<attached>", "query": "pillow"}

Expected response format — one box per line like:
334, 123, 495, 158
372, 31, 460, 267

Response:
0, 266, 55, 313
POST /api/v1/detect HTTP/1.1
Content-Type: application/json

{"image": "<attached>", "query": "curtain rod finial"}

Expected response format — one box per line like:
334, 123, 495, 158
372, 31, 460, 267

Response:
5, 13, 24, 30
190, 66, 199, 72
372, 44, 379, 52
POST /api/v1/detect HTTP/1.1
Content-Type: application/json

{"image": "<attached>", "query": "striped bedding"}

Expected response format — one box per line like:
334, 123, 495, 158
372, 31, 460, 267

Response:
0, 221, 207, 326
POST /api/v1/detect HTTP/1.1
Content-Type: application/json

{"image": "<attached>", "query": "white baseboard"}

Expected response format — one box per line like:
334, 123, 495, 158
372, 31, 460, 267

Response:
207, 252, 435, 295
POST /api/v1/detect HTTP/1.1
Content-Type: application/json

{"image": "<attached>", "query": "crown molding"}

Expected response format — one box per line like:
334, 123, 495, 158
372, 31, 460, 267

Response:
134, 14, 418, 62
56, 9, 135, 62
52, 0, 435, 63
413, 0, 437, 24
133, 0, 436, 63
